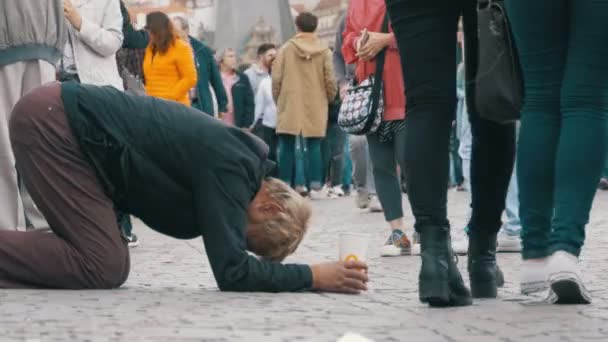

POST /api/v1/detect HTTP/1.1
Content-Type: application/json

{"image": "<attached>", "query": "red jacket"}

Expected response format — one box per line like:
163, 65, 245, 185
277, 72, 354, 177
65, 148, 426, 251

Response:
342, 0, 406, 121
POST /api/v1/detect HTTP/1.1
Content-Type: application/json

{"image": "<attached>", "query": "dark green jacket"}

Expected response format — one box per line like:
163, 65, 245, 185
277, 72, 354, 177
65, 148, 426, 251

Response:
190, 37, 228, 115
120, 1, 149, 49
231, 71, 256, 128
61, 82, 312, 292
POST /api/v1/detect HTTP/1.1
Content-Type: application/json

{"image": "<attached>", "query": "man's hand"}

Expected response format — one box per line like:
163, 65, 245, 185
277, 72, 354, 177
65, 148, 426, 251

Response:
357, 32, 393, 62
311, 261, 369, 294
64, 0, 83, 31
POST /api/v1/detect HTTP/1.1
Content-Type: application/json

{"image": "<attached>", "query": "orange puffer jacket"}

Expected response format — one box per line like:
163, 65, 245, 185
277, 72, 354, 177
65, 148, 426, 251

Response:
143, 39, 197, 106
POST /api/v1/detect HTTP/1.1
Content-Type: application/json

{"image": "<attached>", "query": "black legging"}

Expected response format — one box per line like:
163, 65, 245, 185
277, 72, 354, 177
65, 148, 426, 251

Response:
385, 0, 516, 234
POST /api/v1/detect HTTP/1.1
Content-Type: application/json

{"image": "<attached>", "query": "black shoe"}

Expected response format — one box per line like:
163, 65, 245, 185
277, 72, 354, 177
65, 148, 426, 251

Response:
468, 231, 500, 298
126, 233, 140, 248
419, 226, 472, 307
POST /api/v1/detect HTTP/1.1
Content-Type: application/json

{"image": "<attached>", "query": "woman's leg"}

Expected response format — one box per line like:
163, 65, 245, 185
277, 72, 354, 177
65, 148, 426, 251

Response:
505, 0, 568, 261
386, 0, 471, 306
367, 133, 410, 256
305, 137, 324, 191
278, 134, 296, 187
551, 0, 608, 257
463, 0, 516, 298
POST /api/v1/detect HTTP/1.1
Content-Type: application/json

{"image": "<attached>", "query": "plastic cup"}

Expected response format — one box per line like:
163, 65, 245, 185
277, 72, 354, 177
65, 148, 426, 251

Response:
339, 233, 370, 263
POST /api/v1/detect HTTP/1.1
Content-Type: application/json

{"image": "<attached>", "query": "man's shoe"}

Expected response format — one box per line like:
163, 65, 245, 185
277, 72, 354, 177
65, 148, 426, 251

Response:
380, 230, 411, 257
599, 178, 608, 190
467, 231, 500, 298
355, 190, 371, 209
328, 185, 345, 198
520, 258, 548, 295
126, 233, 140, 248
368, 196, 383, 213
295, 186, 309, 197
419, 226, 472, 307
497, 230, 522, 252
547, 251, 591, 304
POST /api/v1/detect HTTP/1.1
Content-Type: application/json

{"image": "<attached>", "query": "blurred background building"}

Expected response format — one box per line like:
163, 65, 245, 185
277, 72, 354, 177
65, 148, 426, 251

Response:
124, 0, 348, 62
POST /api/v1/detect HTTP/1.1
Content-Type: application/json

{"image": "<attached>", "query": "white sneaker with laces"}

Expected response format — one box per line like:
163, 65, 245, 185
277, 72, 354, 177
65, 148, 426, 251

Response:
546, 251, 591, 304
309, 188, 325, 200
368, 196, 383, 212
520, 259, 548, 295
497, 230, 522, 252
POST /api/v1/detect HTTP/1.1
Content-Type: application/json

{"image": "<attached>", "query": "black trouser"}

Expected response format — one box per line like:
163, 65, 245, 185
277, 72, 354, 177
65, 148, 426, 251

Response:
385, 0, 516, 234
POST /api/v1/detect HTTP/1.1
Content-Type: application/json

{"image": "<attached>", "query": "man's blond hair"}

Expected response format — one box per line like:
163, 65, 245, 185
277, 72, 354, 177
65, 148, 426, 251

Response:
248, 178, 311, 262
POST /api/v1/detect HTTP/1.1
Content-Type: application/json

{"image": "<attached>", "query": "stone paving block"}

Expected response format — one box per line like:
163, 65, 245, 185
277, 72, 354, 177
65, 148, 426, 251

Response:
1, 191, 607, 340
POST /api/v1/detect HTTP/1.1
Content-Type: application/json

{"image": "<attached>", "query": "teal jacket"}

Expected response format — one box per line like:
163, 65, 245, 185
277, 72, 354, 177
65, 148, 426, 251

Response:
61, 82, 313, 292
190, 36, 229, 115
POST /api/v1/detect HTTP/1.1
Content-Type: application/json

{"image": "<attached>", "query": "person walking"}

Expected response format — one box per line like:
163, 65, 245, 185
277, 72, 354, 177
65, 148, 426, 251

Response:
343, 0, 412, 256
245, 44, 278, 98
385, 0, 517, 306
172, 16, 228, 117
506, 0, 608, 304
143, 12, 197, 106
217, 49, 255, 128
273, 12, 337, 197
251, 58, 279, 167
0, 0, 66, 231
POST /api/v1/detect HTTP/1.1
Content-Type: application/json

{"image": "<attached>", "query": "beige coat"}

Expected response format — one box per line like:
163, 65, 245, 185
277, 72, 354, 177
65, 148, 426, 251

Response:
272, 33, 337, 138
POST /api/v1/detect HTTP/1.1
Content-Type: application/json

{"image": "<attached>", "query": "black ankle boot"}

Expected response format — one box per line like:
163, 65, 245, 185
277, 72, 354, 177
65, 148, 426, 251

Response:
419, 226, 472, 307
468, 231, 500, 298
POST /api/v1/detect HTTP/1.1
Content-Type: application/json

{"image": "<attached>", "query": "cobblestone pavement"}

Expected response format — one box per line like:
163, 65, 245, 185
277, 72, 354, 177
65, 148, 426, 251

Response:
1, 190, 608, 341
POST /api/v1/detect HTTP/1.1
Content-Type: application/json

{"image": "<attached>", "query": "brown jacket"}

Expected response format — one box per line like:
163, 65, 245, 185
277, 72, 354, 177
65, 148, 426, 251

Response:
272, 33, 337, 138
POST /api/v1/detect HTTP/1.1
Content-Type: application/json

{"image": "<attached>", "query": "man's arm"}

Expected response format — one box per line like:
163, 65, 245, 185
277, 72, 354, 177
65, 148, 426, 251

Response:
271, 48, 285, 103
120, 0, 149, 49
195, 170, 313, 292
323, 50, 338, 101
76, 0, 124, 57
207, 49, 228, 113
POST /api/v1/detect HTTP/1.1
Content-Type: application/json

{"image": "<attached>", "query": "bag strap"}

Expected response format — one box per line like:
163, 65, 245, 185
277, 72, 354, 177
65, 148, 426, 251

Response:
363, 13, 390, 133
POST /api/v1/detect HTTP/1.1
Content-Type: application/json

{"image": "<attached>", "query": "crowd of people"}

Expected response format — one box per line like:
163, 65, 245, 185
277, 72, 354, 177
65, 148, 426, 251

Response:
0, 0, 607, 308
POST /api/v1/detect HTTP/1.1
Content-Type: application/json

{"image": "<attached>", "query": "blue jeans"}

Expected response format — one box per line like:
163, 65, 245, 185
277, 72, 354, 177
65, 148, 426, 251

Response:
507, 0, 608, 259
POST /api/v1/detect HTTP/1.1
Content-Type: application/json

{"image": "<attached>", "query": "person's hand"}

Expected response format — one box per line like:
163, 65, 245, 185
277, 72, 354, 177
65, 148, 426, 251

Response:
64, 0, 83, 31
311, 261, 369, 294
357, 32, 393, 62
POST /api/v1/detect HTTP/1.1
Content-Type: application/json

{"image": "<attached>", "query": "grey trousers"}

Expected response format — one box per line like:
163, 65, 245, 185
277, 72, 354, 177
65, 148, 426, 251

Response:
0, 60, 54, 230
349, 135, 376, 194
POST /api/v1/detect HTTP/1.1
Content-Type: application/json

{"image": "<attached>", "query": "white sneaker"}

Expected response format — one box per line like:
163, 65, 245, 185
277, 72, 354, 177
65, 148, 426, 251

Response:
327, 185, 345, 198
308, 188, 326, 200
520, 259, 549, 295
451, 231, 469, 256
368, 196, 383, 213
546, 251, 591, 304
497, 230, 522, 252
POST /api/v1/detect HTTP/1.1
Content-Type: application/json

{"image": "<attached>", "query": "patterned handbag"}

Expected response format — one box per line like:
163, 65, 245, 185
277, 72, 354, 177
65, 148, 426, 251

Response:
338, 15, 389, 135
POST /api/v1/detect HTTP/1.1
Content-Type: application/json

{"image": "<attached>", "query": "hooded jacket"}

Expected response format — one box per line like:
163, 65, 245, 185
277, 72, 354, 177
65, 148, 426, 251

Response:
272, 32, 337, 138
0, 0, 66, 66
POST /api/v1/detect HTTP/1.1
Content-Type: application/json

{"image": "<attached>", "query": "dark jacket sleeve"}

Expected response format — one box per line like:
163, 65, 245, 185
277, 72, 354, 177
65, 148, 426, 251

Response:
195, 167, 313, 292
333, 13, 349, 86
234, 75, 255, 128
120, 0, 149, 49
207, 49, 229, 113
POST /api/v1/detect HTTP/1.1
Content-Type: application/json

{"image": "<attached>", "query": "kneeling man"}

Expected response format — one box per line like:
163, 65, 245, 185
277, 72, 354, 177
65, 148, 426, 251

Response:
1, 82, 368, 293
